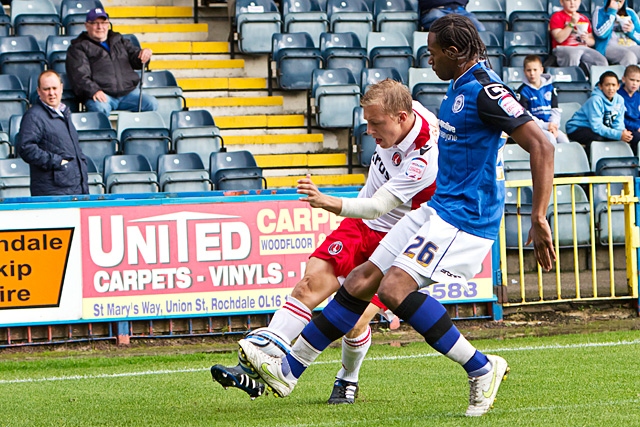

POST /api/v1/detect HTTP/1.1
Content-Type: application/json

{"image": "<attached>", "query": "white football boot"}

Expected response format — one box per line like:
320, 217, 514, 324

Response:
465, 354, 510, 417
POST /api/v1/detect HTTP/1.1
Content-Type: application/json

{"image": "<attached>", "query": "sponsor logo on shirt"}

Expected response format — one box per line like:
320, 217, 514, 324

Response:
405, 157, 428, 180
498, 94, 525, 118
452, 94, 464, 113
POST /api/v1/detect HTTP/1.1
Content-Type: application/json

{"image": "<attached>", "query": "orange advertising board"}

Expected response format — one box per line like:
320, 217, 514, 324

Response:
0, 228, 74, 310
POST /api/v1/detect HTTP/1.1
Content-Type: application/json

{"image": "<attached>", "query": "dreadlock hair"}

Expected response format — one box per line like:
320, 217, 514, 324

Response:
428, 14, 487, 65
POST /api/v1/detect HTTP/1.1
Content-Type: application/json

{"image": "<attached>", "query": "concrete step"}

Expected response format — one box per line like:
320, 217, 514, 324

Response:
107, 6, 193, 18
111, 23, 208, 42
216, 114, 304, 129
149, 58, 244, 70
255, 153, 347, 168
142, 41, 229, 54
222, 133, 323, 146
186, 95, 283, 108
177, 77, 266, 91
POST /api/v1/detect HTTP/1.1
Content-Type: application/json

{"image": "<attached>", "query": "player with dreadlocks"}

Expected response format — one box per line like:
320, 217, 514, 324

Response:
239, 14, 556, 417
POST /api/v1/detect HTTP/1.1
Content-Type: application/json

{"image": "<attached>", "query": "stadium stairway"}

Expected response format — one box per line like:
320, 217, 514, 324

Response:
103, 0, 366, 188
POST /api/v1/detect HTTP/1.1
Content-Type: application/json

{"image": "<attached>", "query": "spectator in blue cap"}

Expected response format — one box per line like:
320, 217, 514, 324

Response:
65, 8, 158, 115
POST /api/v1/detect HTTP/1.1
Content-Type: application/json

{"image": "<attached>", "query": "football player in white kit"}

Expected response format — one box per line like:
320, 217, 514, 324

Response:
211, 79, 440, 403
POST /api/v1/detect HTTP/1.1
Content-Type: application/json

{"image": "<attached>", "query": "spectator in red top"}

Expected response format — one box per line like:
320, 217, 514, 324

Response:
549, 0, 608, 69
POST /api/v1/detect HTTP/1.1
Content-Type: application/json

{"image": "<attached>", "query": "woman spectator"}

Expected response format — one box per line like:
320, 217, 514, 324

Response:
593, 0, 640, 66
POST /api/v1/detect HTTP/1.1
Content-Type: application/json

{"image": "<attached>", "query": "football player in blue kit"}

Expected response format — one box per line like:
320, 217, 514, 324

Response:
238, 14, 557, 417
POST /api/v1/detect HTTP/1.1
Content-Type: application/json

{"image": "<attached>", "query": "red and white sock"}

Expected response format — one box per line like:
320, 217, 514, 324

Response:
336, 326, 371, 383
267, 295, 312, 344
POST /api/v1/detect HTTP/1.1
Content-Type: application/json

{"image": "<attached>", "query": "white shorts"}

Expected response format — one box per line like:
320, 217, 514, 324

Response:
369, 205, 494, 287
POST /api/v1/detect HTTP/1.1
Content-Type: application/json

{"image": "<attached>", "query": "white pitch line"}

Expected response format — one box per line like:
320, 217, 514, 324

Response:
1, 338, 639, 385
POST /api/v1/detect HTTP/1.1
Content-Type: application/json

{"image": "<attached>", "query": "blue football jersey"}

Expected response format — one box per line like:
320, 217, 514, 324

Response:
429, 62, 533, 240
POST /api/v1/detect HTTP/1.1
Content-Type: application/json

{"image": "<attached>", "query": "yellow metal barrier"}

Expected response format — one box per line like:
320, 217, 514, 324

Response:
499, 176, 639, 306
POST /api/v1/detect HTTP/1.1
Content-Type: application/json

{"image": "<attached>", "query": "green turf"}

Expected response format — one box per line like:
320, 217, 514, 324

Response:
1, 330, 640, 427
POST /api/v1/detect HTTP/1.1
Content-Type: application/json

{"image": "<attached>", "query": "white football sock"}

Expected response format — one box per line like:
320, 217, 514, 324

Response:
267, 295, 311, 344
335, 326, 371, 383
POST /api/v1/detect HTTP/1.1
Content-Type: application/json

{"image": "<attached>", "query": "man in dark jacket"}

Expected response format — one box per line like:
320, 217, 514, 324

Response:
17, 70, 89, 196
65, 8, 158, 115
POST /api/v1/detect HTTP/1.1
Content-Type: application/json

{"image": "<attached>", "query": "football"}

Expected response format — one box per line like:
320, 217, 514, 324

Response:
237, 328, 291, 378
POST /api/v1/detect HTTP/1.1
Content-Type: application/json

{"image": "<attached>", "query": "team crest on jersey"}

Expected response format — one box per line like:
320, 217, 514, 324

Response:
498, 94, 525, 118
544, 91, 552, 101
405, 157, 428, 180
328, 241, 343, 255
452, 94, 464, 113
391, 151, 402, 166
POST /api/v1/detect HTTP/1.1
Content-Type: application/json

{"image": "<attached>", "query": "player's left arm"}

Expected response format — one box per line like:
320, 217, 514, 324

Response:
477, 83, 556, 270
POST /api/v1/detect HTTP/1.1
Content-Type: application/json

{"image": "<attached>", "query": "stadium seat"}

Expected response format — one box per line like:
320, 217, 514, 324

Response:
557, 102, 581, 133
270, 32, 323, 91
373, 0, 419, 45
506, 0, 547, 21
412, 31, 430, 68
546, 66, 587, 83
503, 66, 525, 89
157, 153, 212, 192
0, 75, 29, 135
0, 133, 10, 160
116, 112, 171, 171
170, 110, 223, 169
0, 36, 47, 95
60, 0, 103, 36
45, 35, 75, 74
593, 182, 625, 245
282, 0, 329, 48
85, 156, 105, 194
0, 157, 30, 197
310, 68, 361, 128
408, 67, 448, 115
72, 111, 119, 173
103, 154, 159, 194
11, 0, 61, 51
235, 0, 283, 54
503, 142, 532, 181
504, 185, 533, 248
554, 141, 590, 177
554, 81, 591, 105
327, 0, 374, 47
589, 65, 624, 89
503, 31, 547, 67
351, 106, 376, 167
139, 70, 187, 125
589, 140, 635, 172
8, 114, 22, 148
547, 184, 591, 247
361, 67, 403, 93
508, 11, 550, 49
0, 7, 11, 37
468, 0, 507, 41
209, 150, 267, 190
320, 32, 368, 86
367, 32, 413, 84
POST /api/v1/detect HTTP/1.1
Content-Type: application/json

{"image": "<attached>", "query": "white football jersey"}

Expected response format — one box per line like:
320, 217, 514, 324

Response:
361, 101, 439, 232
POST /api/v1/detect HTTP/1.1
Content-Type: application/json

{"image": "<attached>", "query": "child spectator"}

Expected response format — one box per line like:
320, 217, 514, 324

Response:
618, 64, 640, 154
566, 71, 633, 156
593, 0, 640, 66
549, 0, 608, 70
516, 55, 570, 145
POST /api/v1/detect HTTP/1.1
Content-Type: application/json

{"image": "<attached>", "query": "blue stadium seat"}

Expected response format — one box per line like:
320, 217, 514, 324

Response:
139, 70, 187, 125
270, 32, 323, 91
117, 112, 171, 171
60, 0, 103, 36
0, 36, 47, 94
209, 150, 267, 190
503, 30, 547, 67
503, 66, 525, 89
508, 11, 550, 49
412, 31, 430, 68
503, 143, 532, 181
555, 81, 591, 104
546, 66, 587, 82
554, 141, 590, 177
157, 153, 212, 192
45, 35, 75, 74
360, 67, 402, 93
593, 182, 625, 245
11, 0, 61, 51
408, 67, 447, 115
71, 111, 118, 173
506, 0, 547, 21
0, 7, 11, 37
282, 0, 329, 48
85, 156, 105, 194
558, 102, 581, 133
0, 75, 29, 135
373, 0, 419, 45
589, 140, 635, 172
327, 0, 374, 47
170, 110, 223, 169
310, 68, 361, 128
235, 0, 283, 53
320, 32, 368, 86
367, 32, 413, 84
103, 154, 159, 194
0, 157, 30, 197
504, 185, 533, 248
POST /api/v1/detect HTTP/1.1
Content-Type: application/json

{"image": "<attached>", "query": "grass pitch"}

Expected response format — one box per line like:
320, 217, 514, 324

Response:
1, 330, 640, 427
